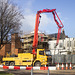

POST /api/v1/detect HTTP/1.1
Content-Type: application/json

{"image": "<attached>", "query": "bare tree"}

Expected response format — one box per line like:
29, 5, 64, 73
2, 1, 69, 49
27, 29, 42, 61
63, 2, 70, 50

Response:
0, 0, 23, 49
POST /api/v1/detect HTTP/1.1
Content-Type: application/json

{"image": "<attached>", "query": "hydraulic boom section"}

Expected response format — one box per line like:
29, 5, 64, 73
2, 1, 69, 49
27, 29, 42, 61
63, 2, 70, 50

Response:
32, 9, 63, 54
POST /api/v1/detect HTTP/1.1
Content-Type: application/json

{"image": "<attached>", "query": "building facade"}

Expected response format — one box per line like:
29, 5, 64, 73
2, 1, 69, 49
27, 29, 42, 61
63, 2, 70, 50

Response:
0, 33, 22, 57
22, 31, 48, 53
48, 38, 75, 55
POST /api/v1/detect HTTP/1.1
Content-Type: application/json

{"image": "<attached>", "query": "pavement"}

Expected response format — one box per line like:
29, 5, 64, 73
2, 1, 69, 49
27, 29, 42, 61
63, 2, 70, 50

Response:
0, 69, 75, 75
0, 68, 4, 71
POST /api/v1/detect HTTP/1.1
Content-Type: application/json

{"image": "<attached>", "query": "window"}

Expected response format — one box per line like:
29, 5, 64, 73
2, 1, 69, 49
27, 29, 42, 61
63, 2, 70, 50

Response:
54, 43, 56, 48
70, 41, 71, 47
22, 43, 24, 46
39, 51, 44, 55
45, 50, 51, 56
59, 43, 63, 48
67, 41, 69, 47
74, 41, 75, 47
25, 37, 28, 40
67, 41, 71, 47
49, 44, 51, 49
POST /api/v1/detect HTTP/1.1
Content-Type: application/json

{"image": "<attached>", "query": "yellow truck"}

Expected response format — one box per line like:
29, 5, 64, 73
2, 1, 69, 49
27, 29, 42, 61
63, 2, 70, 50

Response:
2, 49, 52, 66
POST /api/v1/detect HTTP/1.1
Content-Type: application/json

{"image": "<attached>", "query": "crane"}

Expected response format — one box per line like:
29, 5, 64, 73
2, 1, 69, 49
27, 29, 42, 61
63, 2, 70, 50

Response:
32, 9, 63, 54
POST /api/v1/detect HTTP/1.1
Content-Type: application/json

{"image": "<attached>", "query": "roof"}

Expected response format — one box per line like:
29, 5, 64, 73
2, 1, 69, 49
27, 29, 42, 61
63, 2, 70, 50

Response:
30, 31, 41, 34
48, 33, 66, 40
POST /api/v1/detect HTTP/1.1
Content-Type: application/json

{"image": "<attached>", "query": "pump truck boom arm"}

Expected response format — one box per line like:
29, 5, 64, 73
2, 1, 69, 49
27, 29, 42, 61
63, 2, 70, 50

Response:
32, 9, 63, 54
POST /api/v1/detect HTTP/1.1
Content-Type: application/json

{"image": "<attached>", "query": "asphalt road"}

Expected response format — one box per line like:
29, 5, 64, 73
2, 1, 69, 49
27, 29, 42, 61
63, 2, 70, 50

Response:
3, 69, 75, 75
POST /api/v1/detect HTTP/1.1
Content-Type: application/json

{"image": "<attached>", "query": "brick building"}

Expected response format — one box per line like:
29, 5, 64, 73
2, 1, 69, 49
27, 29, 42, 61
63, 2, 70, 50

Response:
0, 44, 11, 56
11, 33, 22, 55
0, 33, 22, 57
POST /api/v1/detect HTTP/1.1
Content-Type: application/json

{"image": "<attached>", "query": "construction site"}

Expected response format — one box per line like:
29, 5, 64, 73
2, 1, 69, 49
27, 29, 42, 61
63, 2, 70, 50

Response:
0, 0, 75, 75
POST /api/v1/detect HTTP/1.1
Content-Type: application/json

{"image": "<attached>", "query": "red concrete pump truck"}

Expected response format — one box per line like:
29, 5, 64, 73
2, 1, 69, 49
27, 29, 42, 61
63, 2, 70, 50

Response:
31, 9, 63, 66
32, 9, 63, 54
3, 9, 63, 66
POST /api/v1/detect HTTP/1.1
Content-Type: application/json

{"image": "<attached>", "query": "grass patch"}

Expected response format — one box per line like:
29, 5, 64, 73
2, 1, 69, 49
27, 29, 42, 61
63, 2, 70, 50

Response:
0, 72, 13, 75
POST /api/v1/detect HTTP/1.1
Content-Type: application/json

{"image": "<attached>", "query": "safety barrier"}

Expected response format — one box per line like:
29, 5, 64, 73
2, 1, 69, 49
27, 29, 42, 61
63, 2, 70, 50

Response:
30, 67, 50, 75
0, 64, 73, 70
0, 65, 56, 70
0, 65, 56, 75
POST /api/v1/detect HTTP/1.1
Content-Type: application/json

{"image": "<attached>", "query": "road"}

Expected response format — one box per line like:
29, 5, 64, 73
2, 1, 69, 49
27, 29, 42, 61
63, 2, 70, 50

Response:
3, 69, 75, 75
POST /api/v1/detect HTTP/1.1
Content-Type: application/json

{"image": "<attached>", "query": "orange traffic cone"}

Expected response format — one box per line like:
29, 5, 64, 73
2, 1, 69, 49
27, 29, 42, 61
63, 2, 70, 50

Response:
66, 63, 68, 70
61, 63, 64, 70
57, 63, 60, 70
69, 63, 72, 70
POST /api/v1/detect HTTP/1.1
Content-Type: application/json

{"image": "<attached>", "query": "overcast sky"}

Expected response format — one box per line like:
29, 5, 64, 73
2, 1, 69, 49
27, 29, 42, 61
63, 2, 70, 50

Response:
12, 0, 75, 38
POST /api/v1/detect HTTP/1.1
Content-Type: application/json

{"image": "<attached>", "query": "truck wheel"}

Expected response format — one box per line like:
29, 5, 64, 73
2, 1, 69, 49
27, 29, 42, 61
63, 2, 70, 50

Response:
10, 62, 15, 66
5, 61, 9, 66
35, 62, 41, 66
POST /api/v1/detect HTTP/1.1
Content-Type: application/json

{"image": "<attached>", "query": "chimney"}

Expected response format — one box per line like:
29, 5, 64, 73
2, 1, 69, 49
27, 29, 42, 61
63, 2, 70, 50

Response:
62, 29, 65, 34
11, 33, 18, 55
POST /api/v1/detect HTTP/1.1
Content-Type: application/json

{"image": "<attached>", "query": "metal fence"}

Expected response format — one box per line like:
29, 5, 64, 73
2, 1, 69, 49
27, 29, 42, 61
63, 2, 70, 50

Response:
52, 55, 75, 64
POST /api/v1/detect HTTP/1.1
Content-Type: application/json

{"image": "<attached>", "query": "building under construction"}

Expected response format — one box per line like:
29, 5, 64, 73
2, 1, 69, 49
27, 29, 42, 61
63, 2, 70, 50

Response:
22, 31, 48, 53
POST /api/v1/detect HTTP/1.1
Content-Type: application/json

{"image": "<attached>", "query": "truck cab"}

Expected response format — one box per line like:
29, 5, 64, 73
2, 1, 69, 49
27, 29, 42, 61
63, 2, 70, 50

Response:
33, 49, 52, 66
33, 49, 47, 66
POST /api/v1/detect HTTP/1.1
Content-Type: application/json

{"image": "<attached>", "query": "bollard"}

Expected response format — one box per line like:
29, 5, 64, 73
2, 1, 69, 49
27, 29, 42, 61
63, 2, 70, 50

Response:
31, 67, 33, 75
48, 67, 50, 75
